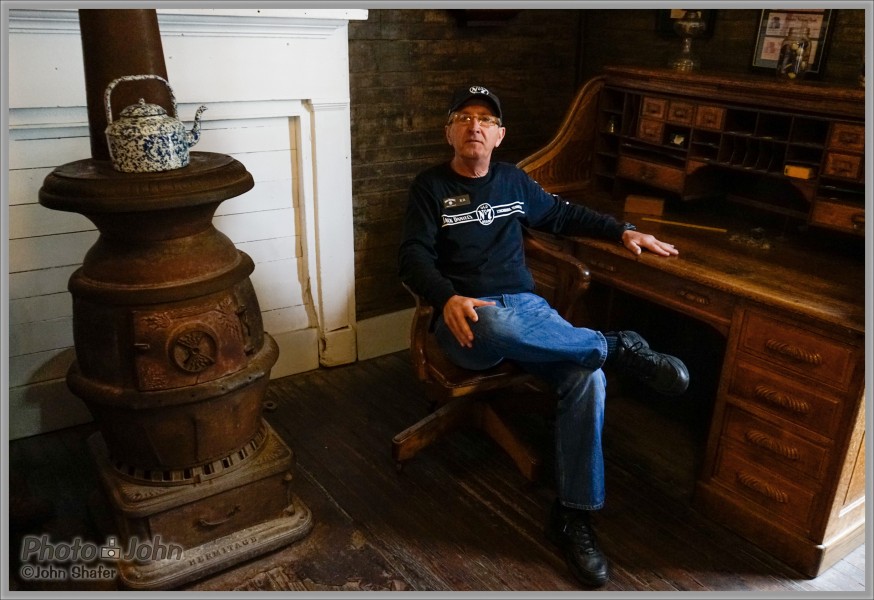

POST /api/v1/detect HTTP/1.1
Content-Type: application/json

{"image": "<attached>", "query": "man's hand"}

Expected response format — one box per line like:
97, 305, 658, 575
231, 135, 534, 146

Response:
443, 295, 496, 348
621, 229, 679, 257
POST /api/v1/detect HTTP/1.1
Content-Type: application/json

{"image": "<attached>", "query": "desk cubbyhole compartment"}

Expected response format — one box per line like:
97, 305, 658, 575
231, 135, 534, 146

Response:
785, 144, 824, 171
755, 113, 792, 142
724, 109, 757, 135
765, 142, 787, 174
741, 139, 762, 170
755, 140, 784, 172
689, 130, 721, 160
664, 125, 691, 150
790, 117, 829, 146
599, 91, 625, 136
623, 94, 642, 137
728, 136, 748, 166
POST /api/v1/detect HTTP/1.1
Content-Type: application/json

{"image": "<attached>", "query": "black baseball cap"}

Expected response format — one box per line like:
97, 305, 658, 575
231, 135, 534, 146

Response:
448, 85, 502, 120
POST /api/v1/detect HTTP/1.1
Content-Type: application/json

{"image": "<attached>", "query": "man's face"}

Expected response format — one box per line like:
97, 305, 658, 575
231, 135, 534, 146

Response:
445, 100, 506, 162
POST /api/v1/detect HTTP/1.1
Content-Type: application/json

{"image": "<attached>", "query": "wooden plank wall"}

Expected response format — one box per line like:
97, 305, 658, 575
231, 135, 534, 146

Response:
348, 9, 585, 322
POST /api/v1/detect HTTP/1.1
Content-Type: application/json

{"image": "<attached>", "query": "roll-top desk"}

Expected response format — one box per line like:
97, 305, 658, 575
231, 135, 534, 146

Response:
519, 66, 865, 577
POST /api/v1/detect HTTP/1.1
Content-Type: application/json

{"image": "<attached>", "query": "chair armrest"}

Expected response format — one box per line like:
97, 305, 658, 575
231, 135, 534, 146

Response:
523, 230, 591, 323
403, 283, 435, 382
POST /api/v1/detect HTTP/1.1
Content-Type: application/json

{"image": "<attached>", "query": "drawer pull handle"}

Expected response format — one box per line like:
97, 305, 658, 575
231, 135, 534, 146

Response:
590, 259, 616, 273
764, 339, 822, 365
737, 471, 789, 503
838, 132, 861, 145
851, 214, 864, 229
197, 504, 241, 528
754, 385, 811, 415
744, 429, 799, 460
677, 288, 710, 305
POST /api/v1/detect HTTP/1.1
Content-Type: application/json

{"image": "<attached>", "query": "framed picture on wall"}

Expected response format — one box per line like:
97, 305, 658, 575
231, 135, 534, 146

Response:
752, 9, 833, 76
656, 9, 715, 39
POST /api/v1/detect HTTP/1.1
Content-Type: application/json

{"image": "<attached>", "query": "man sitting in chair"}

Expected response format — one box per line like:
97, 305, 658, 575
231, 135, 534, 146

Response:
398, 84, 690, 588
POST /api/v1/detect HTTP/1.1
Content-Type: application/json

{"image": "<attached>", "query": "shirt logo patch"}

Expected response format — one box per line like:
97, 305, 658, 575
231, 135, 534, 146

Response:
443, 194, 470, 208
441, 201, 524, 227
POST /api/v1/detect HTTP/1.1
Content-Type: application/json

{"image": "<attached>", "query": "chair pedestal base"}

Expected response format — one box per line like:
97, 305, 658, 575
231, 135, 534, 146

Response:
392, 394, 543, 482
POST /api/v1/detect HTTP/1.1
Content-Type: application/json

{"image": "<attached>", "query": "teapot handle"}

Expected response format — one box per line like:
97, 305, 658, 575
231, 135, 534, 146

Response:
104, 74, 179, 125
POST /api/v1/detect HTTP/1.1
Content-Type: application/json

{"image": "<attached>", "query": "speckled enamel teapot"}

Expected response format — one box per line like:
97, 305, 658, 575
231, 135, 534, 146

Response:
104, 74, 207, 173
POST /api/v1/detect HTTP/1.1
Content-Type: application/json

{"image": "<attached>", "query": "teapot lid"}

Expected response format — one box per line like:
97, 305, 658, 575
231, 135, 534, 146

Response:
119, 98, 168, 119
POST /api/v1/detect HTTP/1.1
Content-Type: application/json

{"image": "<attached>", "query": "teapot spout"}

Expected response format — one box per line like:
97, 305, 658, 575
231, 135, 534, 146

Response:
186, 105, 208, 147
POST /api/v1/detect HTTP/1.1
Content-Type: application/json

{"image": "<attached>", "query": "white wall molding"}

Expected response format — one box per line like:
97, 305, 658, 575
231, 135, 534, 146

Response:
8, 8, 368, 38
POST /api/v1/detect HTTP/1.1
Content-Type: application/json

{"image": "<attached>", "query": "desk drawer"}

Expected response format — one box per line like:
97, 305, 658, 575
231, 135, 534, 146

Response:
714, 447, 817, 532
637, 118, 664, 144
810, 199, 865, 235
722, 404, 829, 480
728, 359, 841, 438
582, 248, 734, 329
694, 105, 725, 131
617, 156, 685, 193
667, 100, 695, 125
738, 309, 859, 392
828, 123, 865, 152
641, 96, 667, 119
823, 152, 863, 180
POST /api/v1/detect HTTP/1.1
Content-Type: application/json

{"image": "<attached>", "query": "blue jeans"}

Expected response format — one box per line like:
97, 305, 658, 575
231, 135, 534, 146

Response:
434, 292, 608, 510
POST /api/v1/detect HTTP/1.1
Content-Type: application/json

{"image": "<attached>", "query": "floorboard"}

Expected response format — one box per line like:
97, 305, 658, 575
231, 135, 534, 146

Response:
6, 350, 867, 593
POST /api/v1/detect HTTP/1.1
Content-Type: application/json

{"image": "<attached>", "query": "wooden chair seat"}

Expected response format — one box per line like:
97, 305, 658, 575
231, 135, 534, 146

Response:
392, 230, 590, 481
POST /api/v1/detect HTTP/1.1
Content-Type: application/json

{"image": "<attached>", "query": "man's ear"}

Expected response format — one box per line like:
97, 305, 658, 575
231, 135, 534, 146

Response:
494, 127, 506, 147
445, 125, 452, 145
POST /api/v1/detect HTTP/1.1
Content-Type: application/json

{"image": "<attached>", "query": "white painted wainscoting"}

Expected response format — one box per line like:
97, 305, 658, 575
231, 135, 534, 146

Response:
6, 8, 369, 439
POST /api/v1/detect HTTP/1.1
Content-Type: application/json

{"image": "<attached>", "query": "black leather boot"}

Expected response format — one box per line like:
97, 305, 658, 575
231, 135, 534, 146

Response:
608, 330, 690, 395
546, 500, 609, 588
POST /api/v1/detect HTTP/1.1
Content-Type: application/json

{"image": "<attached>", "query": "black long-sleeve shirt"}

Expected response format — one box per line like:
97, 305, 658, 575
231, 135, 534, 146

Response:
398, 161, 626, 312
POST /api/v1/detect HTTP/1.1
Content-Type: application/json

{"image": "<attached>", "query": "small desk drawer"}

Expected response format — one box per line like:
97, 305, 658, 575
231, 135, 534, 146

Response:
694, 105, 725, 131
641, 96, 666, 119
823, 152, 863, 180
737, 309, 860, 391
667, 100, 695, 125
722, 404, 830, 480
714, 447, 817, 532
617, 156, 685, 193
828, 123, 865, 152
637, 118, 664, 144
728, 360, 841, 438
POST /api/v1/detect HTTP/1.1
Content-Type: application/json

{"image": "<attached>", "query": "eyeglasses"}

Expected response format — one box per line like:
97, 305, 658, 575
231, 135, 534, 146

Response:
447, 112, 502, 128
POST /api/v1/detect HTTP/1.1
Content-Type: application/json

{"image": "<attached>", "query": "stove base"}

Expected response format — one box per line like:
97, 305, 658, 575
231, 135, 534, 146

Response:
118, 495, 311, 590
88, 420, 313, 590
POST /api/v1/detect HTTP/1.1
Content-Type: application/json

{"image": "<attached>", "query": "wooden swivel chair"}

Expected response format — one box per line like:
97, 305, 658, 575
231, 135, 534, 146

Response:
392, 230, 590, 481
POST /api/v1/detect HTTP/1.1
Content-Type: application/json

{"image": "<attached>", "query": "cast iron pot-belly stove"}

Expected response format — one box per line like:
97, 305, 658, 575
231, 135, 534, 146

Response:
36, 10, 312, 590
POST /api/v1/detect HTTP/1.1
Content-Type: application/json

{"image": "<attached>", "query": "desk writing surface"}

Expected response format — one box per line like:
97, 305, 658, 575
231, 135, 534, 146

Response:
562, 203, 865, 334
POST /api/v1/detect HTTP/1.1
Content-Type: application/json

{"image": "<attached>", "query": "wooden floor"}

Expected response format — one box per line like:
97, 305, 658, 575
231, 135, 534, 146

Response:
7, 350, 867, 593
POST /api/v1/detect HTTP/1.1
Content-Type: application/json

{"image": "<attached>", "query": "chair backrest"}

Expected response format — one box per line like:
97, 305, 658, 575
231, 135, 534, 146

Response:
404, 229, 590, 385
